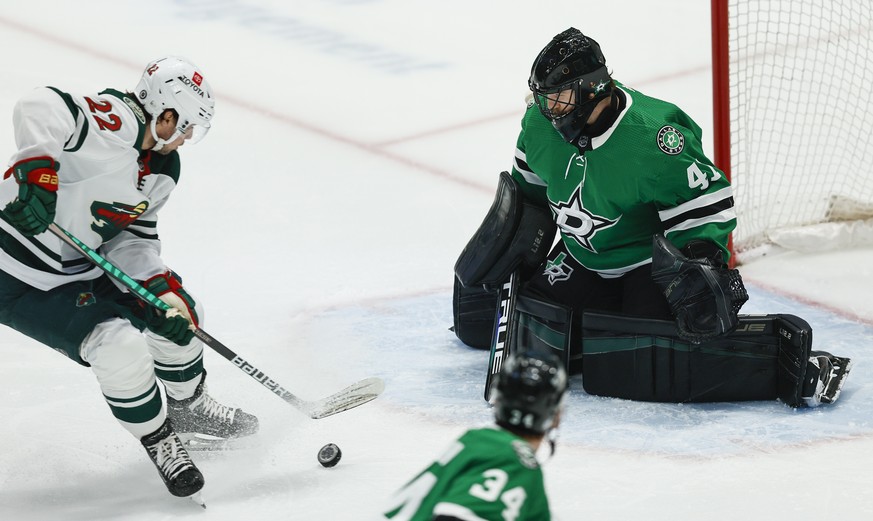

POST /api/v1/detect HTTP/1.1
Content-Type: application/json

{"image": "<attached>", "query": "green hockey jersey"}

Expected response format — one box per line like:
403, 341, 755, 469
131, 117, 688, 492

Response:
512, 83, 735, 276
382, 426, 550, 521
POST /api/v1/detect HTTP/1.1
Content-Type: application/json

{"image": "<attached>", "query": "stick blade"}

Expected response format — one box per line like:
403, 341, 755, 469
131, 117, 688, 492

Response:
306, 377, 385, 419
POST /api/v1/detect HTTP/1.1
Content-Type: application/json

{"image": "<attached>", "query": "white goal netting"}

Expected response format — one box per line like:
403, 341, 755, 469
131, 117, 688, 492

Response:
722, 0, 873, 261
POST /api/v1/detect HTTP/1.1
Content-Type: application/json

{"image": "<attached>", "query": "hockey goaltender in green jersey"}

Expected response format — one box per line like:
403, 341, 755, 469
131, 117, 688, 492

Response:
380, 351, 567, 521
452, 27, 852, 409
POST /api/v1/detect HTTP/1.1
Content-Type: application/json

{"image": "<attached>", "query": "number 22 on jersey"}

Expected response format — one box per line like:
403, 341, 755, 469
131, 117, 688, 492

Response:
85, 97, 122, 132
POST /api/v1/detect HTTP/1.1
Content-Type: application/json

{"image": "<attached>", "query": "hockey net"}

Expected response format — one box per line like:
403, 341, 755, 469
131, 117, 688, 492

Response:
712, 0, 873, 263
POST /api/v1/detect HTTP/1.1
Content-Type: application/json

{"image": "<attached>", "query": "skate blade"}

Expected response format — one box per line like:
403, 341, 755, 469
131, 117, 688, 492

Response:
178, 432, 246, 451
189, 491, 206, 509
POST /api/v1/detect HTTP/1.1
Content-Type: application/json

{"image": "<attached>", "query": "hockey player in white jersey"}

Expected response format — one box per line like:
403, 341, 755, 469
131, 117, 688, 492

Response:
0, 57, 258, 500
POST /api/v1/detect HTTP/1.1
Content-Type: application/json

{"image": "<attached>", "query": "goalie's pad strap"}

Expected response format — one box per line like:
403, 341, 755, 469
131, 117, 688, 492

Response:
512, 294, 574, 374
580, 311, 812, 405
775, 314, 813, 407
454, 171, 556, 288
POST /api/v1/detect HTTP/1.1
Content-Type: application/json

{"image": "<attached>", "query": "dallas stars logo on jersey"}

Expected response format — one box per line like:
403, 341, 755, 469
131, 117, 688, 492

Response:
549, 186, 620, 253
657, 125, 685, 155
90, 200, 149, 241
543, 252, 573, 285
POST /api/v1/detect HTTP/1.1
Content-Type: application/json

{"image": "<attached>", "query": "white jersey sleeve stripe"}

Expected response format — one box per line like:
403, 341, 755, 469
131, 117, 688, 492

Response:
664, 208, 738, 235
513, 148, 547, 187
657, 186, 734, 221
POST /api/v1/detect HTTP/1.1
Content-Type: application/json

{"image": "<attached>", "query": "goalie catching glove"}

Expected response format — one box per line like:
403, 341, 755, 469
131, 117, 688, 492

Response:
141, 271, 199, 346
651, 234, 748, 343
2, 156, 59, 236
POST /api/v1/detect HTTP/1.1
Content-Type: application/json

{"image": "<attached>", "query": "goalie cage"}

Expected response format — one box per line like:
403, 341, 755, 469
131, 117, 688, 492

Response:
711, 0, 873, 263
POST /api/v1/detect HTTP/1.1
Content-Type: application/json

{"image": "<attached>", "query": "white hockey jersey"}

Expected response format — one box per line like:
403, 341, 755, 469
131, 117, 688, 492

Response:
0, 86, 179, 290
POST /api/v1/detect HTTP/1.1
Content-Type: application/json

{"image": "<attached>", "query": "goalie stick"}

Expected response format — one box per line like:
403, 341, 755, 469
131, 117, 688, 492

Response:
483, 270, 519, 402
47, 223, 384, 419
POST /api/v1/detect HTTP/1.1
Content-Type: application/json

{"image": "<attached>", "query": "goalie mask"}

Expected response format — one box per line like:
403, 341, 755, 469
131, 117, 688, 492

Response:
528, 28, 613, 147
493, 350, 568, 436
135, 56, 215, 151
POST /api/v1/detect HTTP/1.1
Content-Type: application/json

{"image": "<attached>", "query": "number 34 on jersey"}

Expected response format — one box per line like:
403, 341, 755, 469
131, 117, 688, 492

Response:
380, 428, 551, 521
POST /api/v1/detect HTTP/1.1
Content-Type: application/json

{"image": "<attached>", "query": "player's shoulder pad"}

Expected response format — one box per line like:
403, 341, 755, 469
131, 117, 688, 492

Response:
470, 427, 540, 470
487, 427, 541, 470
43, 86, 80, 119
100, 88, 148, 148
100, 89, 146, 126
621, 87, 700, 158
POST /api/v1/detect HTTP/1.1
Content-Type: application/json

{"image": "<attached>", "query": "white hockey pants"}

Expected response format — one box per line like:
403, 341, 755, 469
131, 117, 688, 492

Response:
80, 315, 205, 439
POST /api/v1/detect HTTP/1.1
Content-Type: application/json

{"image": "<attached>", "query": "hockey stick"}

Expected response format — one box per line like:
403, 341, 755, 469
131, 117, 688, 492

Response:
47, 223, 384, 419
483, 270, 519, 402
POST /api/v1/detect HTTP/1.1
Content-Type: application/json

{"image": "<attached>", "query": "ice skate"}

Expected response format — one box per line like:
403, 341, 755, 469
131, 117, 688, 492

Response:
166, 371, 259, 449
141, 419, 204, 498
803, 351, 853, 407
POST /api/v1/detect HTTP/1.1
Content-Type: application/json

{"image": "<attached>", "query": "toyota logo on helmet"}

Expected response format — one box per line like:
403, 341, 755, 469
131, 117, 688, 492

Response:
135, 56, 215, 151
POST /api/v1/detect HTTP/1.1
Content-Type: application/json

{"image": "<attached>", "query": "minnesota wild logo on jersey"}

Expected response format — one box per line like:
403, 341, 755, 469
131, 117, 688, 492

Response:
76, 292, 96, 307
90, 200, 149, 241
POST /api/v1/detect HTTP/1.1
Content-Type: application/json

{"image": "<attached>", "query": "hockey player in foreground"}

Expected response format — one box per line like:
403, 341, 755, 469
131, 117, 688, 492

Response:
453, 28, 852, 407
381, 350, 567, 521
0, 57, 257, 499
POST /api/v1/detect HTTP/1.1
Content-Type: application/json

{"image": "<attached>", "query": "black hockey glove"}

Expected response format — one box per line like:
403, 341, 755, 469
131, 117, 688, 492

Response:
112, 295, 194, 346
2, 156, 59, 236
651, 234, 748, 343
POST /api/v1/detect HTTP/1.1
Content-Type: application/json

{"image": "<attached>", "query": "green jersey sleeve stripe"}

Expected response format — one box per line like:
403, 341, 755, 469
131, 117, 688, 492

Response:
121, 227, 159, 240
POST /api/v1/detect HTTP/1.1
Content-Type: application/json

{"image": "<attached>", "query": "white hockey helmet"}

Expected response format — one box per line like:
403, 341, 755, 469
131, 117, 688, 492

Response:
135, 56, 215, 151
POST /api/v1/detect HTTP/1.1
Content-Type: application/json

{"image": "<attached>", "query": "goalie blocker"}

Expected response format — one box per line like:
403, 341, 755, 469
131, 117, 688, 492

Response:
452, 171, 556, 349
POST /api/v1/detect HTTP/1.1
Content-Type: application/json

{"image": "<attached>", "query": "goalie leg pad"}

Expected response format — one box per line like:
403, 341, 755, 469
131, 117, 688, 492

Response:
454, 171, 556, 288
771, 314, 852, 407
452, 275, 498, 349
511, 293, 574, 373
581, 311, 852, 406
775, 314, 813, 407
580, 312, 793, 403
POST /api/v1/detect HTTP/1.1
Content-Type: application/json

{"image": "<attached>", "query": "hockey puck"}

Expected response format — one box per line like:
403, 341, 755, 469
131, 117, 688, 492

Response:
317, 443, 342, 468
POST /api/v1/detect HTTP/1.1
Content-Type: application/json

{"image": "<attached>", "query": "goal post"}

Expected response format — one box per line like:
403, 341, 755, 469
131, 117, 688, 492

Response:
711, 0, 873, 264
